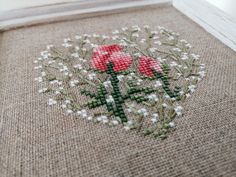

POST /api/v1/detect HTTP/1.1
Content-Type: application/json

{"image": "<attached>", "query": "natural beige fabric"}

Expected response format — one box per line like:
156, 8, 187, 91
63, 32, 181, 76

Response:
0, 6, 236, 177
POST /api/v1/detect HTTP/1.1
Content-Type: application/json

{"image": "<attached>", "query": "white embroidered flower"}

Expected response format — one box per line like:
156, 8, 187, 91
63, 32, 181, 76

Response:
73, 64, 83, 70
41, 72, 46, 77
61, 104, 67, 109
77, 109, 87, 118
83, 39, 90, 44
185, 43, 192, 48
71, 52, 79, 58
87, 116, 93, 121
48, 98, 57, 106
34, 65, 42, 70
186, 93, 191, 98
66, 109, 73, 114
153, 36, 159, 40
117, 75, 124, 81
112, 30, 119, 34
180, 39, 187, 43
48, 60, 55, 64
151, 31, 158, 35
168, 36, 174, 41
92, 34, 99, 38
170, 61, 178, 67
69, 80, 79, 87
154, 81, 162, 87
191, 53, 200, 60
138, 108, 148, 117
154, 41, 162, 45
124, 126, 130, 131
132, 25, 141, 31
198, 71, 206, 78
169, 122, 175, 128
46, 44, 54, 50
132, 33, 139, 38
148, 94, 159, 102
181, 54, 188, 60
162, 103, 168, 108
102, 35, 109, 39
88, 73, 96, 80
164, 94, 171, 99
140, 38, 146, 43
151, 113, 159, 123
102, 119, 109, 124
134, 53, 141, 57
112, 36, 119, 40
38, 88, 47, 93
151, 118, 158, 123
172, 48, 181, 52
174, 106, 183, 116
149, 48, 157, 53
35, 77, 43, 82
188, 85, 196, 93
106, 95, 114, 103
41, 51, 51, 59
112, 120, 119, 125
75, 35, 82, 39
103, 80, 111, 88
49, 80, 58, 84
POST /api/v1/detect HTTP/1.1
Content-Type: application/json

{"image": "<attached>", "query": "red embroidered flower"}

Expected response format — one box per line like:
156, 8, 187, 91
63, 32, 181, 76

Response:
138, 56, 162, 77
91, 44, 132, 72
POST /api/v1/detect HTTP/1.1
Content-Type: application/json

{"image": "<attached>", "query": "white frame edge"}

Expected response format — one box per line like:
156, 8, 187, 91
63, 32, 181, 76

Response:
173, 0, 236, 52
0, 0, 172, 31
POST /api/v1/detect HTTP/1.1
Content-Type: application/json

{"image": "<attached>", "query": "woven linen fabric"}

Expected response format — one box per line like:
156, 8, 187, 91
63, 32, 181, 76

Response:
0, 6, 236, 177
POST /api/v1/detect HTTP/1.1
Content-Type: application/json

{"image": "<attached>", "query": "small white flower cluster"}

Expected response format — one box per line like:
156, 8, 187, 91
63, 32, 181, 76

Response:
73, 64, 83, 70
69, 79, 79, 87
147, 94, 159, 102
151, 113, 159, 123
88, 73, 96, 80
41, 50, 51, 59
35, 77, 43, 83
117, 75, 124, 81
154, 80, 162, 87
188, 85, 196, 93
77, 109, 88, 118
48, 98, 57, 106
96, 115, 109, 124
181, 53, 189, 60
174, 106, 183, 116
124, 120, 134, 130
62, 38, 72, 48
103, 80, 111, 88
137, 108, 149, 117
38, 88, 48, 93
106, 95, 114, 103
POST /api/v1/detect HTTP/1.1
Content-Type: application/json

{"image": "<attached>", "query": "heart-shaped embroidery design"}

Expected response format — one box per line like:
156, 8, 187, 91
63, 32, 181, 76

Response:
34, 25, 206, 139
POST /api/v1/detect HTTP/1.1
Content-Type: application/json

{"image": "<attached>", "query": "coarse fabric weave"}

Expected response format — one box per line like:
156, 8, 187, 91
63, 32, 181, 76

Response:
0, 6, 236, 177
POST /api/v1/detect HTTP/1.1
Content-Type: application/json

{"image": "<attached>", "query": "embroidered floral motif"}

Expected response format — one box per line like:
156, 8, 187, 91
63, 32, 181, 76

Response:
91, 44, 132, 72
34, 25, 206, 139
138, 56, 162, 77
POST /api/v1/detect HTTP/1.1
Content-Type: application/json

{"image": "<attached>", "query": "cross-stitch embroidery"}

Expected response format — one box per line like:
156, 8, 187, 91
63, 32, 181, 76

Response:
34, 25, 206, 139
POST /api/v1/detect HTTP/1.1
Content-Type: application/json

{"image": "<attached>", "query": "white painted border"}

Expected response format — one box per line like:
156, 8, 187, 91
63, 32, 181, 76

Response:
0, 0, 171, 31
173, 0, 236, 52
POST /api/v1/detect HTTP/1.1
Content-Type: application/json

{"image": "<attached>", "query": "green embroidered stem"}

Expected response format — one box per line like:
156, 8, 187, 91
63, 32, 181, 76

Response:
107, 62, 128, 123
152, 70, 180, 100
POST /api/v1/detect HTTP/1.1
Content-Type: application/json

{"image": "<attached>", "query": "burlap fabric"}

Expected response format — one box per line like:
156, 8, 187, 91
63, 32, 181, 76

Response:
0, 6, 235, 177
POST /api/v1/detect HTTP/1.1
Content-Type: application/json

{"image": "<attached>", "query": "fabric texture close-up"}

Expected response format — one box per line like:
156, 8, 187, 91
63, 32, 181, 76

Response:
0, 5, 236, 177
